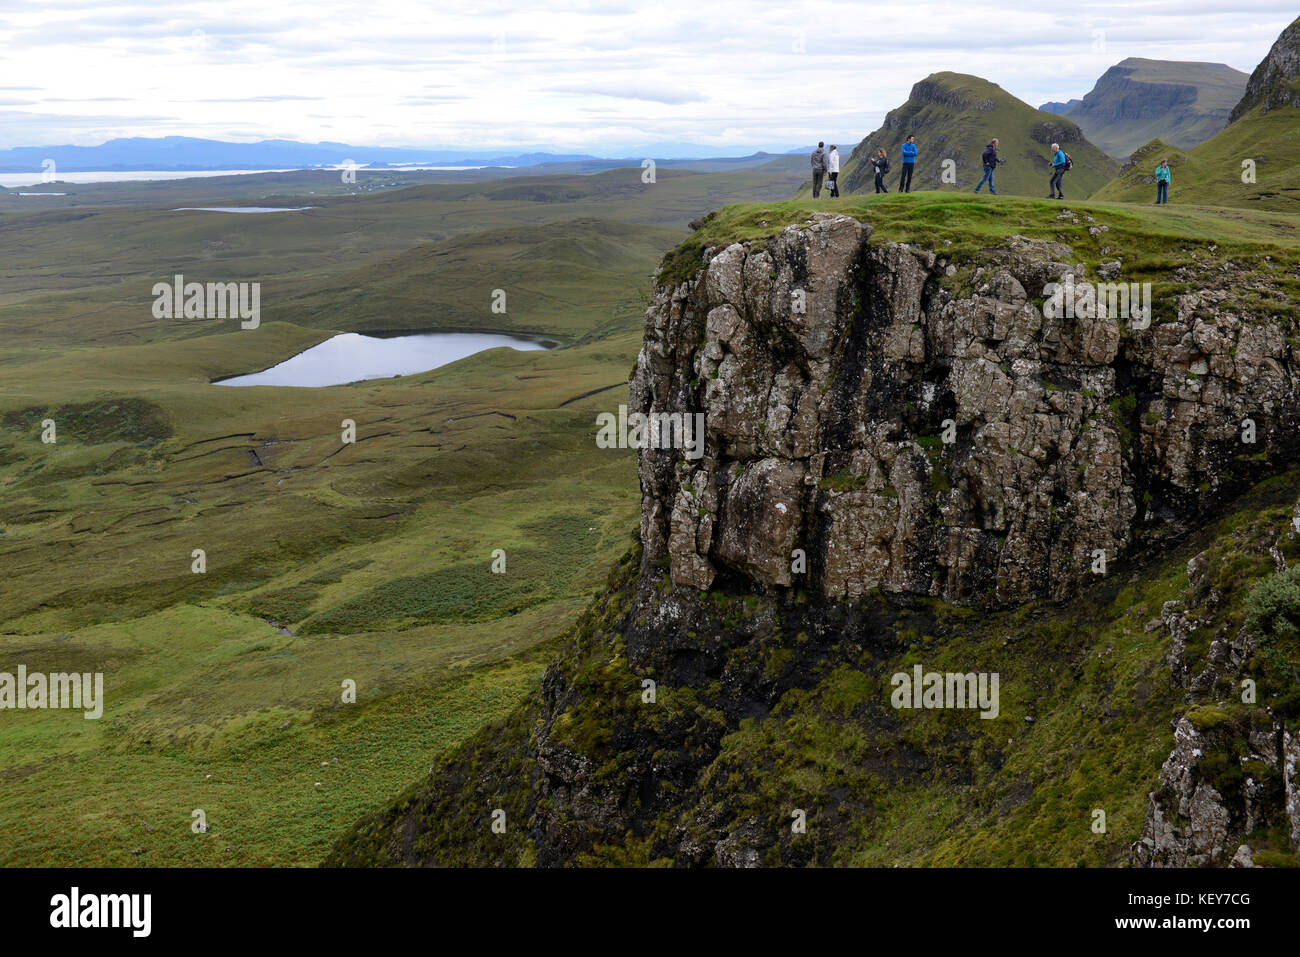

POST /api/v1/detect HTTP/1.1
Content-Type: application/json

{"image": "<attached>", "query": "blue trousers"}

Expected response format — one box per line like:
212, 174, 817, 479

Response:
1157, 181, 1168, 204
974, 165, 996, 193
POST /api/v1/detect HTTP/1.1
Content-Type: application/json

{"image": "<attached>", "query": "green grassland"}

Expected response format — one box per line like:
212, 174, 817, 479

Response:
0, 162, 805, 866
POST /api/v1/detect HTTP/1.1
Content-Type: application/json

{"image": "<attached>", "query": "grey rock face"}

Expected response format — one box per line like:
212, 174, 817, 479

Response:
1231, 16, 1300, 122
631, 214, 1300, 609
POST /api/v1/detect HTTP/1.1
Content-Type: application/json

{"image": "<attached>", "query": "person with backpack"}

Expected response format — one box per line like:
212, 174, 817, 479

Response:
1049, 142, 1069, 199
871, 147, 890, 193
1155, 158, 1171, 204
827, 144, 841, 198
810, 141, 827, 198
973, 138, 1000, 194
899, 134, 917, 192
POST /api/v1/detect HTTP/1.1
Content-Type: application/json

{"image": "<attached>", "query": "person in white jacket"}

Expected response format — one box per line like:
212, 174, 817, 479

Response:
826, 145, 841, 198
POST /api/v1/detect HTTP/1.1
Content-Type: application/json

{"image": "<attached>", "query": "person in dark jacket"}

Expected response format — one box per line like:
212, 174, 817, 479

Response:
871, 148, 890, 193
810, 141, 827, 198
1048, 142, 1067, 199
973, 138, 1000, 193
899, 134, 917, 192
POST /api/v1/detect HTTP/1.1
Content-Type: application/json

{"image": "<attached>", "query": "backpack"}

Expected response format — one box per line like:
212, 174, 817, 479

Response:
880, 157, 891, 173
1063, 152, 1073, 171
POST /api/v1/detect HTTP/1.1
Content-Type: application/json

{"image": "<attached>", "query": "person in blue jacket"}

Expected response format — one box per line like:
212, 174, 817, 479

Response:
899, 134, 917, 192
1154, 158, 1171, 204
1049, 142, 1067, 199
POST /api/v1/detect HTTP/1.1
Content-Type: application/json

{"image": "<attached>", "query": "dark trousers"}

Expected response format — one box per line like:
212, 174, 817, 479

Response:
1157, 181, 1168, 204
874, 171, 888, 193
974, 165, 995, 193
812, 171, 824, 197
1050, 168, 1065, 198
828, 171, 839, 197
899, 163, 914, 192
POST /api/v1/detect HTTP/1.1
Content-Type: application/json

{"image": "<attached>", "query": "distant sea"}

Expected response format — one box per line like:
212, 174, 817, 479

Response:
0, 166, 489, 188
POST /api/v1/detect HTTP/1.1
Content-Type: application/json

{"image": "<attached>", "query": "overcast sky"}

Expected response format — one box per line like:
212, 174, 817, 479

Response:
0, 0, 1294, 154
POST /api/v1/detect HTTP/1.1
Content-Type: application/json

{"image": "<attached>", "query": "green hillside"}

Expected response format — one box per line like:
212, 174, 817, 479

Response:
1093, 16, 1300, 210
1043, 58, 1247, 159
820, 73, 1118, 200
1093, 96, 1300, 209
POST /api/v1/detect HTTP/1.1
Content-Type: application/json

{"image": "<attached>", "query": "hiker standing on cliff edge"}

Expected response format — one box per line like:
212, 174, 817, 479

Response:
1049, 142, 1069, 199
973, 138, 1000, 193
826, 144, 840, 197
871, 147, 891, 193
811, 141, 827, 198
899, 134, 917, 192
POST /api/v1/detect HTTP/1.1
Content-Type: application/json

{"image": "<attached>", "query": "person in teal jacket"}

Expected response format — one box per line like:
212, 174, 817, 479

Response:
899, 135, 917, 192
1155, 158, 1171, 204
1049, 142, 1067, 199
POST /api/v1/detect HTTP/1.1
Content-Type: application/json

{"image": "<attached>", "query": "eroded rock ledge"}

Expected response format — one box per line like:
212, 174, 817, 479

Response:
632, 213, 1299, 608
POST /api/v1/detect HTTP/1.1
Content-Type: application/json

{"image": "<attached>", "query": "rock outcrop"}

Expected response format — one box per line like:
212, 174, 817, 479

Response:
633, 213, 1300, 609
1230, 16, 1300, 122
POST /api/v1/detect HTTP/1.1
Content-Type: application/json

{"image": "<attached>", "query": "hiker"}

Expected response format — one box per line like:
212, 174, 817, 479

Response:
811, 141, 827, 198
899, 134, 917, 192
827, 144, 841, 197
871, 148, 891, 193
1049, 142, 1068, 199
1155, 158, 1171, 204
973, 138, 1001, 194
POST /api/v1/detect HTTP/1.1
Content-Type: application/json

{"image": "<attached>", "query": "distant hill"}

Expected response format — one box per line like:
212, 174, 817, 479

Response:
0, 136, 604, 173
1040, 98, 1082, 115
1040, 58, 1248, 159
0, 136, 807, 174
1093, 18, 1300, 210
833, 72, 1118, 198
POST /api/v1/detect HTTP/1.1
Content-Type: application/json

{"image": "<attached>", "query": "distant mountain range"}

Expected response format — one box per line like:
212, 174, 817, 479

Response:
1040, 58, 1248, 159
0, 136, 813, 173
835, 72, 1118, 198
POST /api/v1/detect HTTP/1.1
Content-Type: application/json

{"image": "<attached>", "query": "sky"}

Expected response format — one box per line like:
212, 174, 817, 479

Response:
0, 0, 1295, 155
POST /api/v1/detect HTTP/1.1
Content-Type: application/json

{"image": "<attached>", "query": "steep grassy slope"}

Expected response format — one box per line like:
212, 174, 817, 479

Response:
1092, 104, 1300, 209
808, 73, 1118, 199
1042, 58, 1248, 158
327, 195, 1300, 867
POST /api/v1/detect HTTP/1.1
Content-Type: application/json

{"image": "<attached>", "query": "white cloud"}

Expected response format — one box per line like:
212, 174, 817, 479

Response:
0, 0, 1291, 153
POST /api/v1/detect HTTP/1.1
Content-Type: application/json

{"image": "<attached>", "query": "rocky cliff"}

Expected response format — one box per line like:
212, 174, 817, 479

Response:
326, 206, 1300, 868
1231, 16, 1300, 123
635, 213, 1300, 608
